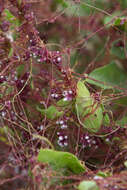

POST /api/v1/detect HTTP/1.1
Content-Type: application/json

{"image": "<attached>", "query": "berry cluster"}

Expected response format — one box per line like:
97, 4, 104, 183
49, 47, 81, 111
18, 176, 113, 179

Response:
62, 89, 74, 101
80, 133, 100, 149
56, 118, 69, 147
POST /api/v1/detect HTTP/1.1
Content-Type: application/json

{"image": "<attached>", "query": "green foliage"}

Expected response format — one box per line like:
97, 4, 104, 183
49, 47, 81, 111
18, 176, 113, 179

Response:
4, 9, 21, 27
78, 180, 99, 190
37, 149, 85, 174
37, 105, 63, 120
104, 15, 114, 27
101, 105, 110, 125
86, 61, 127, 89
8, 47, 13, 57
97, 170, 112, 177
36, 96, 73, 119
76, 81, 104, 133
1, 1, 127, 189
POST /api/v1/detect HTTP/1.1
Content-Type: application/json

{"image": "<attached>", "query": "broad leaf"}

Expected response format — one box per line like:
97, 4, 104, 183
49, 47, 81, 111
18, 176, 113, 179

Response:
76, 81, 103, 133
37, 96, 72, 120
37, 105, 63, 120
78, 180, 99, 190
4, 9, 21, 27
86, 61, 127, 89
37, 149, 85, 174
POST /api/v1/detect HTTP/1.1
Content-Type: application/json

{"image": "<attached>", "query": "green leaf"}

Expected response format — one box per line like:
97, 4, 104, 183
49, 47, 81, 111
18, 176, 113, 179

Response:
78, 180, 99, 190
76, 81, 92, 117
8, 47, 13, 58
104, 15, 114, 27
37, 149, 85, 174
57, 98, 72, 107
97, 171, 111, 177
76, 80, 90, 98
37, 96, 73, 120
103, 113, 110, 125
110, 39, 126, 59
113, 17, 127, 32
83, 107, 103, 133
101, 105, 110, 125
4, 9, 21, 27
76, 81, 103, 133
103, 13, 127, 30
4, 9, 15, 21
86, 61, 127, 89
37, 105, 63, 120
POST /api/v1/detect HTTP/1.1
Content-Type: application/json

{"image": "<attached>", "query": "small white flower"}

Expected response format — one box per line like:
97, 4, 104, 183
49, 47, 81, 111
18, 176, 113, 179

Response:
59, 136, 63, 140
68, 90, 72, 94
54, 94, 58, 98
64, 135, 68, 139
40, 125, 44, 130
85, 136, 89, 140
59, 120, 64, 125
63, 97, 68, 101
57, 57, 61, 62
51, 94, 54, 97
61, 124, 68, 129
37, 59, 41, 62
1, 111, 6, 117
105, 138, 110, 142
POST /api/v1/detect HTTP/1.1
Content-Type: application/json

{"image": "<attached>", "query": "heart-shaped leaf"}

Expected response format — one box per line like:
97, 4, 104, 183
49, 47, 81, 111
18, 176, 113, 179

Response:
78, 180, 99, 190
86, 61, 127, 89
76, 81, 103, 133
37, 105, 63, 120
37, 149, 85, 174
